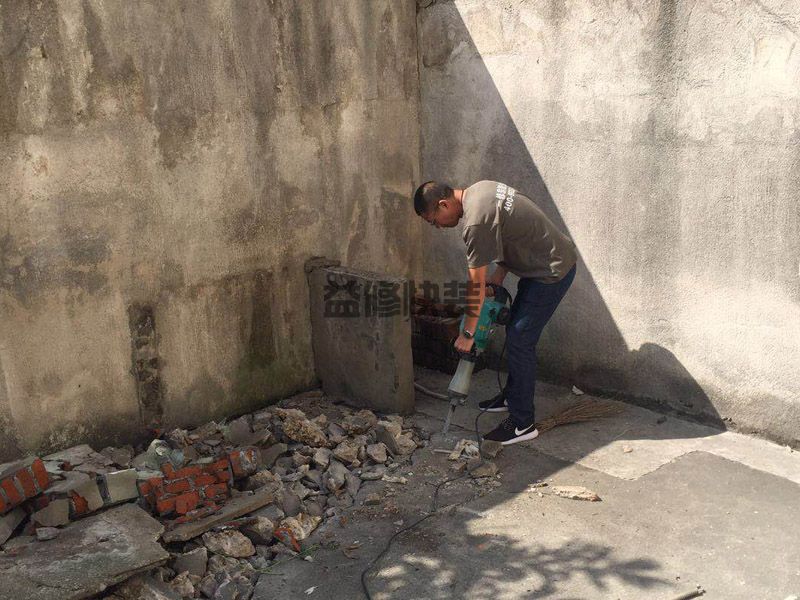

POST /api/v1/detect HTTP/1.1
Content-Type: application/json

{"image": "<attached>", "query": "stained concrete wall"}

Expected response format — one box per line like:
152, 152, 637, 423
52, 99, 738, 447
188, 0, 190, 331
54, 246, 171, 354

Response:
0, 1, 423, 459
418, 0, 800, 445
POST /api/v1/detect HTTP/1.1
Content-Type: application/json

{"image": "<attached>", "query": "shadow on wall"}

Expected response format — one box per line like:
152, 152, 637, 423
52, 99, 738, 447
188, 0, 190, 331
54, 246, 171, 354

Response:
417, 1, 723, 430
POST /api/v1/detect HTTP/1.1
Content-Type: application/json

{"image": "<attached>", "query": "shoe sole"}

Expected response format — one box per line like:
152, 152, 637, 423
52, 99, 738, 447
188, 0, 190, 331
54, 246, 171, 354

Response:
501, 428, 539, 446
479, 405, 508, 413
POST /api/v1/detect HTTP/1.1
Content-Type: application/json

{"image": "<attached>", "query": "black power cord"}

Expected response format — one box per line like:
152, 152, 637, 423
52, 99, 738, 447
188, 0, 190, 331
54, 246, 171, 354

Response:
360, 338, 508, 599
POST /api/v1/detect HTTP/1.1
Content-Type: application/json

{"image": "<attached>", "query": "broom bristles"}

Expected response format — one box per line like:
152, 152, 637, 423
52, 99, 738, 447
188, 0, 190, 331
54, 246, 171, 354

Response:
534, 399, 623, 433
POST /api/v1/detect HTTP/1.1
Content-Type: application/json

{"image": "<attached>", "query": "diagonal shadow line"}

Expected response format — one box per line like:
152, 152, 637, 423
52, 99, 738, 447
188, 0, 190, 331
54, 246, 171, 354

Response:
415, 0, 724, 430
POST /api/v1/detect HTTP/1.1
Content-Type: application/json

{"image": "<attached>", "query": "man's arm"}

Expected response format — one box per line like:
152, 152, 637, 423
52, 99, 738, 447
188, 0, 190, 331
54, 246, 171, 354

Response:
487, 264, 508, 287
454, 265, 487, 353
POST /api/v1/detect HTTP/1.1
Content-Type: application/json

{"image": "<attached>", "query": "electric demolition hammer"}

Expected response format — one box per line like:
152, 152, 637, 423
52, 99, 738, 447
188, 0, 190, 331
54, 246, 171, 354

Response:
442, 283, 512, 434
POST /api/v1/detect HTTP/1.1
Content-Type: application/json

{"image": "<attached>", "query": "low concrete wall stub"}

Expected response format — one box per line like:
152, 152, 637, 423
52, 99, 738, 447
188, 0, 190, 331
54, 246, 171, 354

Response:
307, 263, 414, 415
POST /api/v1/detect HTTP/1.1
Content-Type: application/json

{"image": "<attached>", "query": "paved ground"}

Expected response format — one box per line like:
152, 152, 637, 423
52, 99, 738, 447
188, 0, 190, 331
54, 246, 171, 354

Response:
254, 368, 800, 599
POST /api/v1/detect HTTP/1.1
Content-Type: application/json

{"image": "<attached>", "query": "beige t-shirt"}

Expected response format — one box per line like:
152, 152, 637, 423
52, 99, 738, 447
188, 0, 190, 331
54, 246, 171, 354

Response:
461, 180, 577, 283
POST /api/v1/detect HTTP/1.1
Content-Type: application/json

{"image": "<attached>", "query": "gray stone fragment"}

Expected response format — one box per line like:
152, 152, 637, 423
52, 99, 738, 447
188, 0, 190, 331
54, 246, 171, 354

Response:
375, 424, 400, 456
100, 469, 139, 505
322, 459, 349, 493
0, 507, 26, 546
258, 443, 288, 469
171, 547, 208, 577
360, 465, 387, 481
100, 446, 134, 468
224, 416, 253, 445
312, 447, 332, 469
241, 516, 274, 546
366, 443, 388, 463
202, 530, 255, 558
253, 503, 285, 523
279, 490, 302, 517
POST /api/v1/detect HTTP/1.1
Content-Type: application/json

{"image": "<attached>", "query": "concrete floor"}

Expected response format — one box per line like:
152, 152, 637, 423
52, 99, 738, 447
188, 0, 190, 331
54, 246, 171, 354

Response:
254, 368, 800, 599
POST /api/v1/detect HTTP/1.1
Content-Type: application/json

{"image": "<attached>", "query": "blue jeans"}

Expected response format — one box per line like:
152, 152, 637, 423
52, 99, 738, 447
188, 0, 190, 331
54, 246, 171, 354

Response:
504, 264, 576, 427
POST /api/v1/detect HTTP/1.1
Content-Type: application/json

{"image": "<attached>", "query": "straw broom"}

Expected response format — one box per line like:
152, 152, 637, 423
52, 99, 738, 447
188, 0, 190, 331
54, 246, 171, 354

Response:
534, 399, 623, 433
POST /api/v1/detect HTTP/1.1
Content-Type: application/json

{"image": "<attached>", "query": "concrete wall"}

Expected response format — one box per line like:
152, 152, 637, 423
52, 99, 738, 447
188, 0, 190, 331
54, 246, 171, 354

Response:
417, 0, 800, 445
0, 1, 422, 459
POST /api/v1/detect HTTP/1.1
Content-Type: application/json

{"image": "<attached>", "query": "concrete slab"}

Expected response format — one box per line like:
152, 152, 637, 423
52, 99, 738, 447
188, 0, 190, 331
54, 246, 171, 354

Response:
251, 376, 800, 599
0, 504, 168, 600
307, 262, 415, 415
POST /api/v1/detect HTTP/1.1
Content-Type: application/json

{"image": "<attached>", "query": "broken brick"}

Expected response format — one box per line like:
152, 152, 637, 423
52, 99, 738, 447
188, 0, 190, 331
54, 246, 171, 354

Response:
229, 448, 259, 479
0, 457, 50, 514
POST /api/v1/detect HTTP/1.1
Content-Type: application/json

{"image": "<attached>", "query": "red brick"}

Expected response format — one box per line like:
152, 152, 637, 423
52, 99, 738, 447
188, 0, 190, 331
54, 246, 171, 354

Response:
160, 463, 176, 478
69, 491, 89, 516
207, 458, 230, 472
156, 496, 176, 515
191, 474, 216, 487
164, 479, 191, 494
15, 469, 37, 498
0, 494, 8, 514
173, 466, 202, 479
1, 478, 23, 506
215, 469, 232, 482
201, 483, 228, 500
174, 491, 201, 515
30, 459, 49, 491
229, 448, 258, 478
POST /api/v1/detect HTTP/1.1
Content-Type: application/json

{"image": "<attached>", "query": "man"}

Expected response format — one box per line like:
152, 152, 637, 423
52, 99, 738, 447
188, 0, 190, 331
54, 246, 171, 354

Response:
413, 180, 577, 445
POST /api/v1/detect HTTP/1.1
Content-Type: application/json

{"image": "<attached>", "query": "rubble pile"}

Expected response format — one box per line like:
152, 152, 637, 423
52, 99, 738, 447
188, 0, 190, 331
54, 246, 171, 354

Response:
0, 391, 426, 600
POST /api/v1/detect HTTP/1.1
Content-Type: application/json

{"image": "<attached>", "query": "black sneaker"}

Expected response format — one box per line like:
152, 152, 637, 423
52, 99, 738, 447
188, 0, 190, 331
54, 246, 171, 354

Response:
483, 416, 539, 446
478, 393, 508, 413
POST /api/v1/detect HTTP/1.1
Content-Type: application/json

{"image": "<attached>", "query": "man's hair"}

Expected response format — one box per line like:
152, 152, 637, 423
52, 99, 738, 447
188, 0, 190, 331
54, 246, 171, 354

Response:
413, 181, 453, 216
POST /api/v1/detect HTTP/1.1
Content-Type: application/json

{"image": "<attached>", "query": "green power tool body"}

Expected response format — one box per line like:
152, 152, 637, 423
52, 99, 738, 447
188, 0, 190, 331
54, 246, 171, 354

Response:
442, 284, 512, 434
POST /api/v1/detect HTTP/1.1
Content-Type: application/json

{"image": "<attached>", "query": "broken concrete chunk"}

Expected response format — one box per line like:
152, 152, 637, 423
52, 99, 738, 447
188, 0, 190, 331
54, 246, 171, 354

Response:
254, 503, 285, 523
100, 469, 139, 505
449, 438, 479, 460
224, 416, 253, 445
551, 486, 601, 501
312, 447, 332, 469
480, 439, 503, 459
340, 410, 378, 435
171, 546, 208, 578
241, 516, 275, 546
381, 475, 408, 484
113, 574, 181, 600
360, 465, 386, 481
0, 504, 169, 600
327, 422, 346, 444
395, 433, 417, 456
31, 498, 70, 528
281, 416, 328, 448
366, 443, 388, 464
374, 424, 400, 456
0, 507, 26, 546
278, 489, 302, 518
332, 439, 360, 465
278, 513, 321, 542
322, 460, 349, 493
168, 571, 195, 597
202, 530, 255, 558
259, 443, 289, 469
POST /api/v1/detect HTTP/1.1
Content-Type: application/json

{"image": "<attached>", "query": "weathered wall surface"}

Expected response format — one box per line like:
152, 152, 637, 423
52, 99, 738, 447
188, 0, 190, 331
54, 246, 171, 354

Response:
0, 1, 422, 459
418, 0, 800, 444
